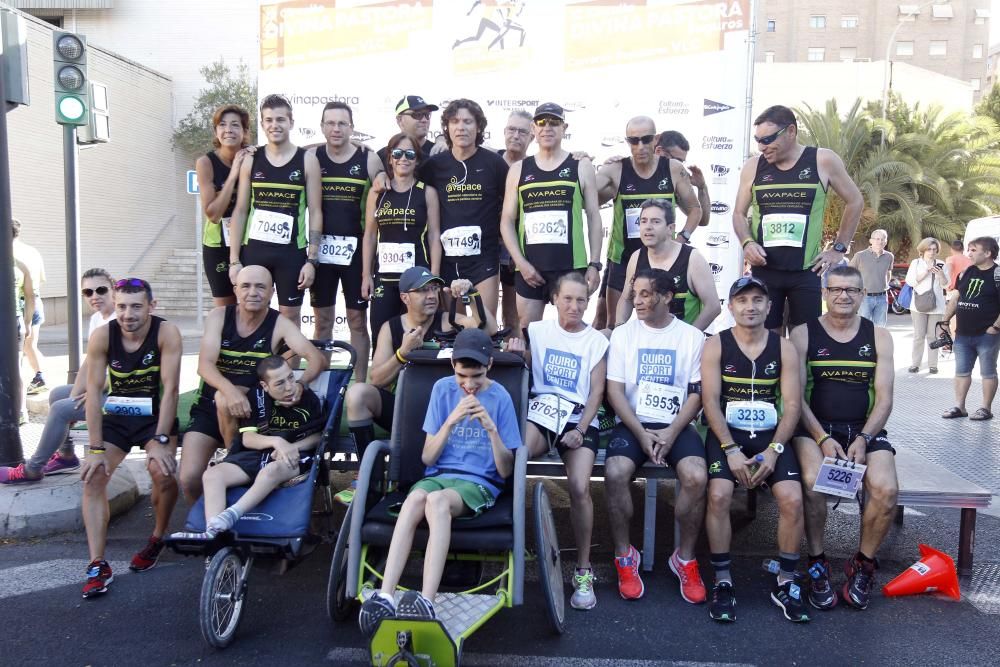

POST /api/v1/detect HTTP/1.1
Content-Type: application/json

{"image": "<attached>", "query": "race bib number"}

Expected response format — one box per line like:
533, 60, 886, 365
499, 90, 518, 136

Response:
524, 211, 569, 245
248, 209, 294, 245
221, 217, 232, 247
760, 213, 806, 248
812, 456, 867, 499
725, 400, 778, 432
103, 395, 153, 417
527, 393, 572, 434
635, 381, 685, 424
440, 225, 482, 257
318, 235, 357, 266
625, 207, 641, 239
378, 242, 415, 274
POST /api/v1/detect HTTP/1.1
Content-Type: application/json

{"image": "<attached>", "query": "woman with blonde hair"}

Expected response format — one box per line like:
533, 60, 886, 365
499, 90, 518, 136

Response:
905, 237, 949, 373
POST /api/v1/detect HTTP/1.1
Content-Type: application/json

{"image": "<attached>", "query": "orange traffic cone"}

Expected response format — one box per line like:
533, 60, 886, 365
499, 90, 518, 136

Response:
882, 544, 961, 600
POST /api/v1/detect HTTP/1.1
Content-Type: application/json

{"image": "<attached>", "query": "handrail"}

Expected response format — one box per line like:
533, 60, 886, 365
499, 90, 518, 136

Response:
128, 214, 177, 273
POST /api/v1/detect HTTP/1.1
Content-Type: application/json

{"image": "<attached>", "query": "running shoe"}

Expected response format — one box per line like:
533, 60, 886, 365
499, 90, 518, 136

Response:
614, 545, 644, 600
26, 375, 46, 395
395, 590, 436, 620
82, 559, 113, 599
358, 593, 396, 638
42, 452, 81, 475
807, 558, 838, 610
0, 463, 43, 484
771, 579, 811, 622
842, 555, 877, 610
129, 536, 165, 572
709, 581, 736, 622
570, 568, 597, 610
668, 550, 707, 604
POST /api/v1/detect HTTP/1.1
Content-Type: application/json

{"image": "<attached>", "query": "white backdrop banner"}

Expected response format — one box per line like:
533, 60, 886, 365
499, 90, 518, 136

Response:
258, 0, 751, 334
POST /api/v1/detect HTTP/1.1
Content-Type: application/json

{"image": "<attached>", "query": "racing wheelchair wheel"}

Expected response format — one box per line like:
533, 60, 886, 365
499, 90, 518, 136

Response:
200, 546, 249, 648
326, 505, 355, 622
534, 482, 565, 634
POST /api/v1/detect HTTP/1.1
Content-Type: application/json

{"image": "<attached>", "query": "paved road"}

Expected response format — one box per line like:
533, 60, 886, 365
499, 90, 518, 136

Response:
2, 312, 997, 665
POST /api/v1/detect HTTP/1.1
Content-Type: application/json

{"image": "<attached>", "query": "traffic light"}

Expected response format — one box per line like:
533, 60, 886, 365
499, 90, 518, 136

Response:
52, 30, 88, 126
1, 9, 30, 109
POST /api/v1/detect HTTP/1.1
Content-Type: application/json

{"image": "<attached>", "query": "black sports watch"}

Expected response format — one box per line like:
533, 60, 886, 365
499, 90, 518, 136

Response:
677, 229, 692, 242
858, 432, 874, 447
588, 261, 603, 272
153, 434, 170, 445
831, 241, 848, 254
306, 258, 319, 267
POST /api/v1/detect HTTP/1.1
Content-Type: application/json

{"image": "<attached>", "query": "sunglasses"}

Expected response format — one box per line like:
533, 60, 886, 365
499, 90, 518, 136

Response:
625, 134, 655, 146
391, 148, 417, 161
534, 118, 563, 128
732, 276, 767, 292
81, 286, 110, 297
753, 125, 790, 146
115, 278, 149, 290
403, 111, 430, 121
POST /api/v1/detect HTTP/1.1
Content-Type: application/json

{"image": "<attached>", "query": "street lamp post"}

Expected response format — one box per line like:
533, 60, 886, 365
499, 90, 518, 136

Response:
881, 1, 950, 145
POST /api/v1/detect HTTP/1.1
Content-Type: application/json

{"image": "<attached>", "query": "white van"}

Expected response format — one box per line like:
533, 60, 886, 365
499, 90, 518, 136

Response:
963, 216, 1000, 253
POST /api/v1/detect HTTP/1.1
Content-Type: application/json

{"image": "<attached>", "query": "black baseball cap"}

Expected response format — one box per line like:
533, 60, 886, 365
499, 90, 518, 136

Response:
533, 102, 565, 121
453, 328, 493, 366
399, 266, 444, 292
729, 276, 769, 299
396, 95, 439, 115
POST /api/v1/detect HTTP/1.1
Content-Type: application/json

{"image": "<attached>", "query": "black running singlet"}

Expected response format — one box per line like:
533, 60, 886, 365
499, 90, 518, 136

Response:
718, 329, 783, 414
315, 145, 370, 238
196, 306, 281, 403
805, 317, 877, 424
516, 154, 587, 271
202, 152, 237, 248
244, 147, 309, 250
609, 157, 674, 264
636, 244, 703, 325
373, 182, 430, 281
104, 317, 165, 418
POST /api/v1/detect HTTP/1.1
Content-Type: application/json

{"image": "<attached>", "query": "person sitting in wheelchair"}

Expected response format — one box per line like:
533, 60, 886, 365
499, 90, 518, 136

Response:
173, 355, 325, 539
358, 328, 522, 637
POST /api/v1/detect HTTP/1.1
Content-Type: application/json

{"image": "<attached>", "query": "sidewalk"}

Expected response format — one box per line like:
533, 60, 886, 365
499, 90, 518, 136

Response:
3, 312, 995, 538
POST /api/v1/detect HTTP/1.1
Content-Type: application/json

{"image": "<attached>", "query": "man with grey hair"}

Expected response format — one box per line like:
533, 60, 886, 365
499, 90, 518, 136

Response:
497, 110, 535, 330
849, 229, 893, 327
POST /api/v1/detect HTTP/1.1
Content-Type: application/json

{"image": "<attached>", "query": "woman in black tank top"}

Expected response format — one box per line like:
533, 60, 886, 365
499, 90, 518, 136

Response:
195, 105, 253, 306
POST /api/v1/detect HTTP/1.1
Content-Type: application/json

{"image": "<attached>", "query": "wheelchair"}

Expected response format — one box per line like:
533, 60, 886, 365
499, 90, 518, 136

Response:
165, 340, 356, 649
326, 348, 565, 667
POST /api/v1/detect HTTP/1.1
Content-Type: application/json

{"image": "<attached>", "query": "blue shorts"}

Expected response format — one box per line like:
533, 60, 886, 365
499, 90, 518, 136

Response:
954, 332, 1000, 379
30, 299, 44, 327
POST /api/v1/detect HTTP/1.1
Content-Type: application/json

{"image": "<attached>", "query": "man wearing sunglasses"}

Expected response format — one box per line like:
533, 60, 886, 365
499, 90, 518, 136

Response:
733, 105, 863, 333
596, 117, 703, 328
790, 265, 896, 612
499, 102, 603, 330
79, 278, 183, 597
655, 131, 712, 240
377, 95, 440, 169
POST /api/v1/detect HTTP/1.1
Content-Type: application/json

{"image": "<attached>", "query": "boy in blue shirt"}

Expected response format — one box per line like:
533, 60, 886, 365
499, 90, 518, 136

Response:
358, 328, 522, 636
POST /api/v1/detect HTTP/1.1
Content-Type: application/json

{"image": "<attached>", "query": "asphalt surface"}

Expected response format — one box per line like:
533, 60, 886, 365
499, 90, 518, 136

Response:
2, 312, 998, 666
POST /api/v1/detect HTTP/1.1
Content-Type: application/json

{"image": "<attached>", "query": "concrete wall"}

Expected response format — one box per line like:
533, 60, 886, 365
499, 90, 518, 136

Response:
7, 9, 187, 323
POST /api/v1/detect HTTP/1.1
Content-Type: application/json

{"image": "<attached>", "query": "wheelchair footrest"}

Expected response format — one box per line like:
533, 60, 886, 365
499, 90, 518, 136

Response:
395, 591, 505, 642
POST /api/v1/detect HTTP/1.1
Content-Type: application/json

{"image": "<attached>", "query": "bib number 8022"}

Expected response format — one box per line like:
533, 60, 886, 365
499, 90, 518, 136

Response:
320, 243, 352, 257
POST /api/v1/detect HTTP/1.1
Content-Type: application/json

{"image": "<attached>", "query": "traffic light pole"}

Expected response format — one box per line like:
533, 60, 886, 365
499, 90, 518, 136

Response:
0, 51, 24, 466
64, 125, 82, 384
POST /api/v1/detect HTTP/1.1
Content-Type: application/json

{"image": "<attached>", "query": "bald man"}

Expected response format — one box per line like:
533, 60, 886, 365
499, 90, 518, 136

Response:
596, 116, 703, 328
179, 265, 326, 502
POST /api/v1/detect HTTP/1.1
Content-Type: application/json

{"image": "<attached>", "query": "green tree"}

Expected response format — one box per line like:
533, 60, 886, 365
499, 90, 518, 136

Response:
975, 84, 1000, 127
172, 59, 257, 159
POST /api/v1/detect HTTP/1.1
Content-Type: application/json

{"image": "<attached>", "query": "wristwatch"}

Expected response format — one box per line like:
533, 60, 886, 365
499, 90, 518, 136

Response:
831, 241, 848, 254
588, 261, 603, 272
153, 434, 170, 445
677, 229, 692, 241
768, 442, 785, 454
306, 258, 319, 267
858, 432, 874, 447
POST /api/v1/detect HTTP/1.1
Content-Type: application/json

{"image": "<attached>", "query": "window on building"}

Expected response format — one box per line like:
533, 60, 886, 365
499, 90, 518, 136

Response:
809, 15, 826, 29
975, 9, 990, 25
898, 5, 920, 21
974, 44, 984, 59
971, 79, 981, 91
767, 19, 776, 32
896, 41, 914, 56
840, 47, 858, 62
929, 40, 947, 56
764, 51, 775, 63
931, 4, 954, 19
841, 15, 859, 29
807, 47, 825, 62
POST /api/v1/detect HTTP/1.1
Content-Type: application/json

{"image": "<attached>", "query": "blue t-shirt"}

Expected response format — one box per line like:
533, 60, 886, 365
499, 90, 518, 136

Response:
421, 376, 522, 497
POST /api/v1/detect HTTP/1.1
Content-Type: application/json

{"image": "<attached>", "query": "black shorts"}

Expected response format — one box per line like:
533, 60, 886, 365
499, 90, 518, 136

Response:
751, 266, 821, 329
527, 420, 599, 457
222, 447, 315, 480
202, 245, 234, 299
241, 242, 307, 307
499, 251, 515, 287
606, 422, 705, 468
185, 397, 223, 444
515, 268, 586, 302
102, 415, 179, 453
311, 252, 367, 310
607, 258, 629, 294
705, 429, 801, 485
369, 278, 406, 354
796, 422, 895, 455
441, 255, 500, 287
375, 386, 395, 432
